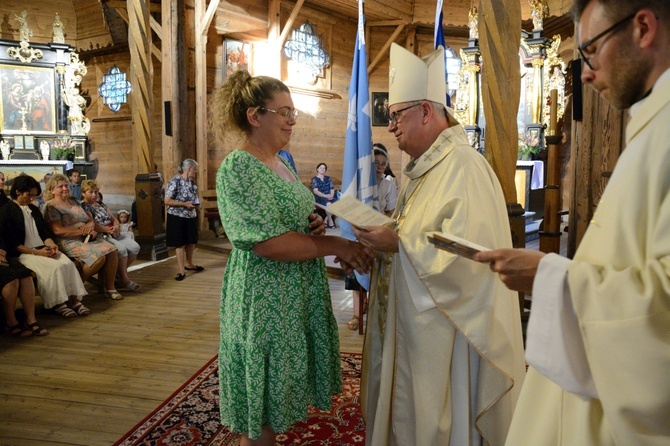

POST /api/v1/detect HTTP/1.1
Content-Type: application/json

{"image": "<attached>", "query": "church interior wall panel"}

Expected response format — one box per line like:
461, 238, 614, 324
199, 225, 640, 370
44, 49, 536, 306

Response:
0, 2, 76, 43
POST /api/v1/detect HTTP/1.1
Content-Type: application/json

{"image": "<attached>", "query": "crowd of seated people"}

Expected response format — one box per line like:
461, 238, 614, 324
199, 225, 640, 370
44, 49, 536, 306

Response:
0, 172, 143, 338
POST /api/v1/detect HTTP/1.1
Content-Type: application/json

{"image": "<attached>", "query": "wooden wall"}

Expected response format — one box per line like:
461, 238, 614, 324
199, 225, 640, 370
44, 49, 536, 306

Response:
0, 1, 77, 44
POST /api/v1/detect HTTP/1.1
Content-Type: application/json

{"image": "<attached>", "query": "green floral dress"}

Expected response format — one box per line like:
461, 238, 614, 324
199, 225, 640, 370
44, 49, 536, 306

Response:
216, 150, 342, 439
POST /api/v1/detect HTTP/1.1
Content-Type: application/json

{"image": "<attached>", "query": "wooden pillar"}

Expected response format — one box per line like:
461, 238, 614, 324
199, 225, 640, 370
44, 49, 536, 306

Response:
479, 0, 524, 313
540, 89, 561, 253
194, 0, 218, 229
128, 0, 167, 259
161, 0, 180, 180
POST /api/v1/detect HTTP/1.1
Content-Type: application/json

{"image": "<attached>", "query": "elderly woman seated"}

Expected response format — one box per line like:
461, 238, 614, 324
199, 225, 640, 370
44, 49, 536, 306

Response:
80, 180, 141, 291
0, 175, 89, 317
43, 174, 123, 301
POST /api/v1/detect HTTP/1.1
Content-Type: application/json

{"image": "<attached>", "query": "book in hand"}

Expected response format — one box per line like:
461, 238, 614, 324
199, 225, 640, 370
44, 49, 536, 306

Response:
427, 231, 491, 260
315, 196, 393, 228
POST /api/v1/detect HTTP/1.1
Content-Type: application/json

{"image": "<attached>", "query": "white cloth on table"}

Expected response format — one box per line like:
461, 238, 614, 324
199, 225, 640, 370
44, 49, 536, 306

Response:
516, 160, 544, 189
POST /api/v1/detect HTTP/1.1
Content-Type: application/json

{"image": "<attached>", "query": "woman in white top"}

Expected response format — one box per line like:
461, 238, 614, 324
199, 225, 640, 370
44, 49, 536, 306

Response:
0, 174, 88, 317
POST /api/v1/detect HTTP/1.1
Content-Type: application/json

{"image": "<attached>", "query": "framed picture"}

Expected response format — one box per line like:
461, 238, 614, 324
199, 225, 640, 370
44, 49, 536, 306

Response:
0, 64, 57, 134
24, 135, 34, 150
0, 162, 67, 195
74, 140, 86, 159
224, 39, 251, 80
371, 92, 389, 126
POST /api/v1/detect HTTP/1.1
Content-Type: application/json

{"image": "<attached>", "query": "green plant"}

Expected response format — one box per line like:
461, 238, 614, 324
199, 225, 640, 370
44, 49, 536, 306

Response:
53, 136, 75, 159
518, 132, 541, 160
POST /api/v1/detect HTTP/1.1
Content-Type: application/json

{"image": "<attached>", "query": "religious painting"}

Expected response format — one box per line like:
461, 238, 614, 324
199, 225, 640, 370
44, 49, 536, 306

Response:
0, 64, 56, 134
224, 39, 251, 81
1, 162, 67, 195
371, 92, 389, 127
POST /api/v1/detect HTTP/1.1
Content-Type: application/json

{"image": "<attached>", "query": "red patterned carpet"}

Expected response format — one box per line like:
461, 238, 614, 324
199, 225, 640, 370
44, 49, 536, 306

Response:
115, 352, 365, 445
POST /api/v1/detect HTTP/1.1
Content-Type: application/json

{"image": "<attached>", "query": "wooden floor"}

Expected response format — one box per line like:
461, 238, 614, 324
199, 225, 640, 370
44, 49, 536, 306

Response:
0, 239, 363, 446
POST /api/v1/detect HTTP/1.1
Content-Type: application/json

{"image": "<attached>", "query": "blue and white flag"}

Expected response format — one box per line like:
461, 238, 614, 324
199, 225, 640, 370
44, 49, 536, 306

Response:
434, 0, 451, 107
340, 0, 376, 290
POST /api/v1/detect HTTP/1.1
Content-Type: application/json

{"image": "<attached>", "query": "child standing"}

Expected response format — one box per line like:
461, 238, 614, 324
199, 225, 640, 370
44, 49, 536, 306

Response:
117, 210, 135, 239
67, 168, 82, 201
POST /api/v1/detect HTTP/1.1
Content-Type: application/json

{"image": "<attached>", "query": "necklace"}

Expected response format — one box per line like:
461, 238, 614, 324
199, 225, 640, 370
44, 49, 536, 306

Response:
245, 143, 284, 170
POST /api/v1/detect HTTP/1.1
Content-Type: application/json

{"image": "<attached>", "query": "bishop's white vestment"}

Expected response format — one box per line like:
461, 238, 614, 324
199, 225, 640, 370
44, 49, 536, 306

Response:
361, 125, 526, 445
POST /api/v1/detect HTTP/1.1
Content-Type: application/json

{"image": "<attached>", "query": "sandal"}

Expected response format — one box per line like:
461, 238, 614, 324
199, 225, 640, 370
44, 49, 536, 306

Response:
4, 323, 33, 338
72, 301, 90, 316
346, 316, 360, 331
104, 290, 124, 300
175, 273, 185, 281
24, 322, 49, 336
54, 303, 77, 318
121, 281, 141, 291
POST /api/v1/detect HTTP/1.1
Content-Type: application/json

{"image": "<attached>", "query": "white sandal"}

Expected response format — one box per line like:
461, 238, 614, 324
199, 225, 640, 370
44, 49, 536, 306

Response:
72, 301, 90, 316
54, 304, 77, 318
104, 290, 124, 300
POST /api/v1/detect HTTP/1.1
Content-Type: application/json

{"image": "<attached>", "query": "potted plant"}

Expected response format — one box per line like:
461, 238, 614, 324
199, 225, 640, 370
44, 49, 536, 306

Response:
52, 136, 75, 161
518, 132, 541, 160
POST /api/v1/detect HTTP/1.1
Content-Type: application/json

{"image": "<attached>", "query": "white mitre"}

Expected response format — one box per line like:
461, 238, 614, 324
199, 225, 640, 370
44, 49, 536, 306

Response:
389, 43, 458, 125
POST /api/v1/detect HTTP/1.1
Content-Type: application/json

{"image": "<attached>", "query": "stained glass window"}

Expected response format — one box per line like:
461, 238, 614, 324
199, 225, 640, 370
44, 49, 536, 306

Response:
283, 22, 329, 85
98, 66, 132, 112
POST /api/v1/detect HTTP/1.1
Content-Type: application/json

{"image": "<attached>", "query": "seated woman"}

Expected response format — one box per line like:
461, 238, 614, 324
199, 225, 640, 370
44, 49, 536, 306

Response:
0, 175, 89, 317
311, 162, 337, 228
0, 244, 48, 337
43, 174, 123, 301
80, 180, 141, 291
0, 174, 47, 337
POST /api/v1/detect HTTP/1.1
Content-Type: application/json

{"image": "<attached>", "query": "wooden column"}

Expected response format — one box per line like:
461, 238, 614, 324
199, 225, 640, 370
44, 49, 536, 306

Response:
194, 0, 218, 229
540, 89, 561, 253
128, 0, 167, 260
161, 0, 179, 179
479, 0, 523, 244
479, 0, 524, 314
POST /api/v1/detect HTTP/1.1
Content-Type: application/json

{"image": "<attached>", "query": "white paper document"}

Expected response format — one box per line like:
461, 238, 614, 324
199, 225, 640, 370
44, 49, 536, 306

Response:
427, 231, 491, 260
316, 196, 393, 227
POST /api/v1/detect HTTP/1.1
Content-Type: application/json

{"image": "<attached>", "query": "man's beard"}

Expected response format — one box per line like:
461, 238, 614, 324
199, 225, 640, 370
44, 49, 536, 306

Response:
607, 41, 653, 110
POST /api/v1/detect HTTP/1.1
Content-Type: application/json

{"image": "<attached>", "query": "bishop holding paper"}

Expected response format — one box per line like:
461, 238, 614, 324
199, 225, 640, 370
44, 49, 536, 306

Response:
353, 43, 525, 445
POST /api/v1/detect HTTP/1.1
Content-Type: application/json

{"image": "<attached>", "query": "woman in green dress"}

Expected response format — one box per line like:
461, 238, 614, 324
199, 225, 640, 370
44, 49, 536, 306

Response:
211, 71, 374, 446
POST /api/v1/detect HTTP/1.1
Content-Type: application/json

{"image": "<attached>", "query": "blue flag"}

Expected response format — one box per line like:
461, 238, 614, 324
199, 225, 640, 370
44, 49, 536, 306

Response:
434, 0, 451, 107
340, 0, 376, 291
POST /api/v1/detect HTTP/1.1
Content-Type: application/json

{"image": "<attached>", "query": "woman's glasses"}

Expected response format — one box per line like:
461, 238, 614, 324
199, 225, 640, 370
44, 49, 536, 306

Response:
259, 106, 299, 121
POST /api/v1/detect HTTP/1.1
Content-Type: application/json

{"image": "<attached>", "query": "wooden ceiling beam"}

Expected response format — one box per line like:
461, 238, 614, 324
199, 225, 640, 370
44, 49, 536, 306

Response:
367, 23, 406, 75
279, 0, 305, 47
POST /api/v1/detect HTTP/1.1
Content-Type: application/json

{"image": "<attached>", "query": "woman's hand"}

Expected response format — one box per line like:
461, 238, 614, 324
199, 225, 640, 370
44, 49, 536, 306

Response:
334, 240, 375, 275
45, 241, 59, 258
307, 213, 325, 235
81, 221, 95, 235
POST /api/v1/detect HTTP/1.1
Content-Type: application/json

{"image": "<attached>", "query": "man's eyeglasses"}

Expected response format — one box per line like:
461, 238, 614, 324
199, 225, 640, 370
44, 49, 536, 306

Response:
389, 103, 421, 126
578, 12, 636, 70
259, 106, 299, 121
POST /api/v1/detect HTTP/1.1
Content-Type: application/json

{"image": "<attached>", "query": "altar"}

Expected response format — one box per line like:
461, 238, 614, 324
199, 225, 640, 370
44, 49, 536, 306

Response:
0, 12, 90, 167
